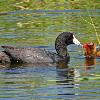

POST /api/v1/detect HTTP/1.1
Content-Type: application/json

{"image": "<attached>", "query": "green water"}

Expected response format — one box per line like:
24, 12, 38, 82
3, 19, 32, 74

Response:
0, 0, 100, 100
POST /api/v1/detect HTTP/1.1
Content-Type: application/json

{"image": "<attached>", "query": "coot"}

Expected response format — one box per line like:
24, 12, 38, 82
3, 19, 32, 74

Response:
1, 32, 81, 63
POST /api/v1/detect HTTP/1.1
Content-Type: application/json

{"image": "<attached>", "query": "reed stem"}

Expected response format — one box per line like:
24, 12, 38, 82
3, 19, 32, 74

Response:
80, 10, 100, 44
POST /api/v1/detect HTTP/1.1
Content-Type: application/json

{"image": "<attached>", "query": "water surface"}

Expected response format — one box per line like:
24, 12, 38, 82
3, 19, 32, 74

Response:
0, 10, 100, 100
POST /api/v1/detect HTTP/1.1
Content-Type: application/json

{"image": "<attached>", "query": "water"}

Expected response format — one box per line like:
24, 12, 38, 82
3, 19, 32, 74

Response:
0, 10, 100, 100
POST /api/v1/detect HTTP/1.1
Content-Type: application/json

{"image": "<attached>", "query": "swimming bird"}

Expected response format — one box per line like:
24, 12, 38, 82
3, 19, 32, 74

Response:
0, 32, 81, 64
83, 42, 100, 58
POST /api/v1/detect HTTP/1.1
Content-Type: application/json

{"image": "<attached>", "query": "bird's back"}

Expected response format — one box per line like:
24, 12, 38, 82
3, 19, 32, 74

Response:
2, 46, 54, 63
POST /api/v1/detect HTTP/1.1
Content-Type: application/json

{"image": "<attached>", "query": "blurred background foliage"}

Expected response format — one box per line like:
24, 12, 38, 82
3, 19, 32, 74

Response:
0, 0, 100, 12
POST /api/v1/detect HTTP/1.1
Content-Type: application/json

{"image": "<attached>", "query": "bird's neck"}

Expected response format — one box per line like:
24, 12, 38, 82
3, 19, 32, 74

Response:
57, 47, 68, 57
55, 40, 68, 57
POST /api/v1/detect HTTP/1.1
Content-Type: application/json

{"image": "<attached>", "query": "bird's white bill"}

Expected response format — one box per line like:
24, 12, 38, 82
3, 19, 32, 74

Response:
73, 35, 82, 46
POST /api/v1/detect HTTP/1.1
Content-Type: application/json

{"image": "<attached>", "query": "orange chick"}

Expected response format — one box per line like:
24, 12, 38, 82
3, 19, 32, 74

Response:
83, 42, 100, 58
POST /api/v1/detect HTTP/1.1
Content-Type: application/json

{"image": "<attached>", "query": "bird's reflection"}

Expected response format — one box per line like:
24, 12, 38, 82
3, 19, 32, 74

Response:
0, 59, 76, 84
0, 59, 76, 85
85, 58, 96, 66
84, 58, 96, 71
0, 62, 54, 69
0, 59, 78, 99
55, 60, 78, 98
56, 61, 75, 85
